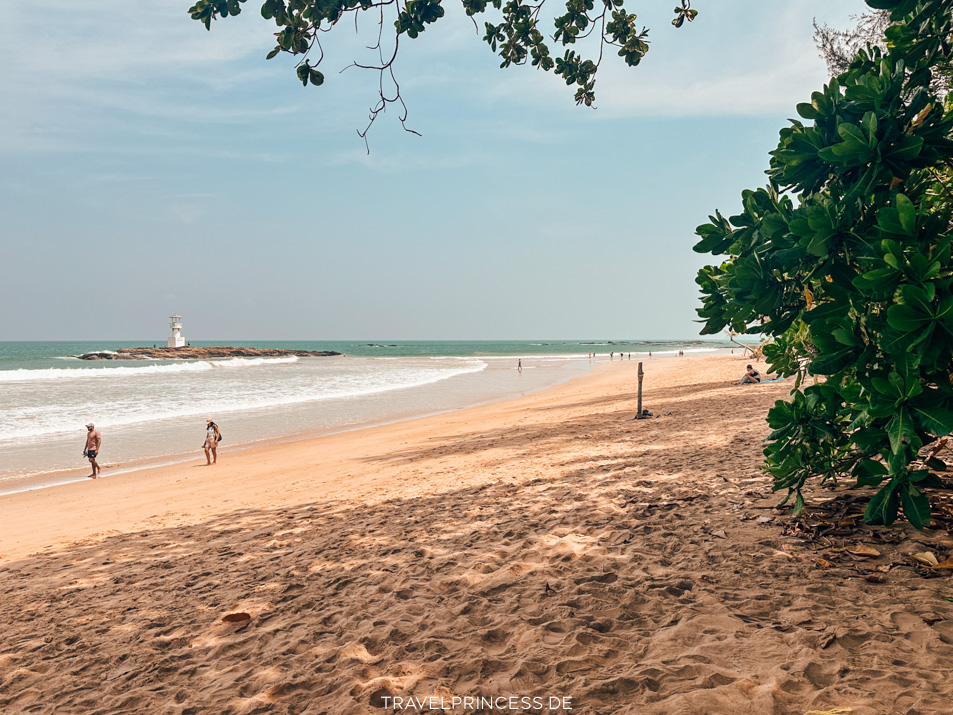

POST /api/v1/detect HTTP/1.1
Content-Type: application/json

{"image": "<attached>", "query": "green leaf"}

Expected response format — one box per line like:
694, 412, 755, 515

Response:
854, 459, 888, 487
831, 327, 857, 346
808, 347, 855, 375
838, 122, 867, 145
884, 135, 923, 164
796, 102, 818, 120
887, 304, 929, 332
912, 473, 944, 488
896, 194, 916, 236
886, 409, 913, 453
803, 302, 849, 325
865, 480, 900, 525
861, 111, 877, 139
857, 459, 889, 476
925, 456, 946, 471
899, 483, 931, 529
911, 405, 953, 435
793, 490, 805, 516
855, 472, 887, 488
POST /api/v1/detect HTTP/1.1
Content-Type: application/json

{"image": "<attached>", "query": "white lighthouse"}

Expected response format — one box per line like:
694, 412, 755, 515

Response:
167, 314, 185, 348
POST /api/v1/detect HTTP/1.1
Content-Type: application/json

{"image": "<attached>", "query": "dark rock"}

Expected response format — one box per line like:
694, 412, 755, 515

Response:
73, 346, 343, 360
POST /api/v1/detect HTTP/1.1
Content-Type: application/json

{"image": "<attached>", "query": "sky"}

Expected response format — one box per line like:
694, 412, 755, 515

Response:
1, 0, 864, 341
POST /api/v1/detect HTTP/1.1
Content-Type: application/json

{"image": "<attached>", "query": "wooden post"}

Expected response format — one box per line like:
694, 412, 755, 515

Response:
635, 361, 644, 419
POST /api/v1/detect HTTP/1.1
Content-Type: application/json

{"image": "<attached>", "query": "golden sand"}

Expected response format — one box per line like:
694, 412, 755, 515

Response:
1, 355, 951, 713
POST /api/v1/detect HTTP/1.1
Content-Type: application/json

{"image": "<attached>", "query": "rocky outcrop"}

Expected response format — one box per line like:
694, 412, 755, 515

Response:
73, 347, 343, 360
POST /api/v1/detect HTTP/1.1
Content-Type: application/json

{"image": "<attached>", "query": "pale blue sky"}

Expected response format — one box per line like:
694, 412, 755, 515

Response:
1, 0, 861, 341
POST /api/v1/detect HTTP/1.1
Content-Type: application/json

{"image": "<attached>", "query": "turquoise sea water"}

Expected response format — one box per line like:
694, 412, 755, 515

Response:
0, 339, 735, 493
0, 339, 729, 369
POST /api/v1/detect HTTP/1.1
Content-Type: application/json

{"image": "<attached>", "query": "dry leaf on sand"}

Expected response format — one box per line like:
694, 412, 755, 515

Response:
910, 552, 939, 567
846, 545, 880, 557
221, 612, 251, 623
804, 708, 854, 715
934, 556, 953, 569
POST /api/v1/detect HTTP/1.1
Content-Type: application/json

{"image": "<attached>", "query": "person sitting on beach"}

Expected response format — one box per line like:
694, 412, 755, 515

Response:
740, 364, 761, 384
204, 419, 221, 465
84, 423, 101, 479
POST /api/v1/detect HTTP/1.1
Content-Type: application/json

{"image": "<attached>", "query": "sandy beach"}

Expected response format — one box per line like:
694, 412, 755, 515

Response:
2, 354, 952, 714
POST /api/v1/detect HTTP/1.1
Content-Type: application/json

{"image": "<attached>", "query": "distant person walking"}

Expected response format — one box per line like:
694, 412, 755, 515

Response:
518, 359, 522, 372
84, 423, 101, 479
204, 419, 221, 465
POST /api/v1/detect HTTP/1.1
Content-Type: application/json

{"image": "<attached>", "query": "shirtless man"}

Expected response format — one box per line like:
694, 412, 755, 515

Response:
84, 423, 102, 478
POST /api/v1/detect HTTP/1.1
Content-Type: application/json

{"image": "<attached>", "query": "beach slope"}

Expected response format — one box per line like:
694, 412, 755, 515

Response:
1, 355, 951, 714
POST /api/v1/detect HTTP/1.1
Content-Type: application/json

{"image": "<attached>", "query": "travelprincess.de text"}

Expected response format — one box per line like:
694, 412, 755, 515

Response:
381, 695, 573, 711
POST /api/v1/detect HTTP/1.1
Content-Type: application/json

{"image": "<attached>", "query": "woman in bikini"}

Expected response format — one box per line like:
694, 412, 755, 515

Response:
740, 364, 761, 384
204, 418, 221, 465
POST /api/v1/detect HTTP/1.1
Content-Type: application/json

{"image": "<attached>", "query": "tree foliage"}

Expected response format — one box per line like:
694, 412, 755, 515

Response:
814, 9, 891, 78
187, 0, 696, 138
814, 7, 949, 99
694, 0, 953, 528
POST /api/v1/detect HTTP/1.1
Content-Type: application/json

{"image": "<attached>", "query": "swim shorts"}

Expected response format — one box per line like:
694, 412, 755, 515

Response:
86, 450, 97, 459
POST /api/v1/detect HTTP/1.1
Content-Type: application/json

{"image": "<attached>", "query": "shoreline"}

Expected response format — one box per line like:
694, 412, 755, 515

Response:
0, 353, 606, 496
4, 350, 726, 496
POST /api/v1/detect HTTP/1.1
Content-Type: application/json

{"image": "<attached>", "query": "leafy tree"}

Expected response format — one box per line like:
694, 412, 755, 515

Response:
814, 9, 891, 78
186, 0, 697, 138
814, 7, 949, 97
694, 0, 953, 528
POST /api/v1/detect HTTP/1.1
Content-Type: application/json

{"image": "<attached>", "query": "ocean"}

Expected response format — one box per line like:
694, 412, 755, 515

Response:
0, 339, 734, 494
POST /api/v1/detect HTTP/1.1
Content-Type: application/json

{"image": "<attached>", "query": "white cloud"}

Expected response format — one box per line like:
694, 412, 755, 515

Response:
0, 0, 292, 152
0, 0, 269, 80
592, 4, 849, 118
0, 0, 862, 157
410, 0, 860, 119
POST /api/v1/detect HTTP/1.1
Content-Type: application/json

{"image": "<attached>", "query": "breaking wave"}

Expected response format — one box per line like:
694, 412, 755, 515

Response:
0, 356, 299, 383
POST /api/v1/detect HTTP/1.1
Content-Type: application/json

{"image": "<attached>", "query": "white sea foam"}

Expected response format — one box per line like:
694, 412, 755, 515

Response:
430, 354, 589, 362
0, 356, 299, 382
1, 360, 487, 439
208, 356, 299, 367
